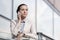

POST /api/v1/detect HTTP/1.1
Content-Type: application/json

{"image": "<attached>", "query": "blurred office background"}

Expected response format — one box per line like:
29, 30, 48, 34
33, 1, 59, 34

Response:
0, 0, 60, 40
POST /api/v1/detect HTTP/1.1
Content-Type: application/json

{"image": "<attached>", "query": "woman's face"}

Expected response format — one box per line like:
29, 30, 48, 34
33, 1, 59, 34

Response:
19, 5, 28, 18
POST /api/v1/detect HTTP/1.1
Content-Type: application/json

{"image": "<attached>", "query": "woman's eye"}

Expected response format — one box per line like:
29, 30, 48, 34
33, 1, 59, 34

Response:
26, 9, 28, 11
21, 9, 24, 11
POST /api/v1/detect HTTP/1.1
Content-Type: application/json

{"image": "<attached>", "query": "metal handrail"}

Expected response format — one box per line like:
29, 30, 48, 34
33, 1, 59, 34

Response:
37, 32, 54, 40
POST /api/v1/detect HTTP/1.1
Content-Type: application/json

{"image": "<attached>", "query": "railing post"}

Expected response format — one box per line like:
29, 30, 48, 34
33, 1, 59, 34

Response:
37, 32, 42, 40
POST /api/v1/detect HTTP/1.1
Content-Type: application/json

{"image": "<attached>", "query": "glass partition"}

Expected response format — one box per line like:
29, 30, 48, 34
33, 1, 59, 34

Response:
0, 0, 12, 39
37, 0, 53, 38
37, 0, 60, 40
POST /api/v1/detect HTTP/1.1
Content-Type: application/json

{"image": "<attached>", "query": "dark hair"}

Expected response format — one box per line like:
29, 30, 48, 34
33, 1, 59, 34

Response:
16, 4, 27, 13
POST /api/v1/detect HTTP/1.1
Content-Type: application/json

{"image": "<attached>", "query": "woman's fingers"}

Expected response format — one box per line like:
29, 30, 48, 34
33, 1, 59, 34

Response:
17, 33, 24, 40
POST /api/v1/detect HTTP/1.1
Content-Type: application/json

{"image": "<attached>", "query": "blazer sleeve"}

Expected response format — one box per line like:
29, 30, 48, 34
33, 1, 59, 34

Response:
10, 20, 20, 36
24, 21, 38, 40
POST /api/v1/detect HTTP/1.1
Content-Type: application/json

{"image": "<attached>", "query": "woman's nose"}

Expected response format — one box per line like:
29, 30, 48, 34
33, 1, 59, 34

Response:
24, 10, 26, 13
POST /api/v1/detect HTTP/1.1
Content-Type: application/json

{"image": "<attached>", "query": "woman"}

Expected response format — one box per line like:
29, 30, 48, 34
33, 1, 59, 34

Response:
11, 4, 38, 40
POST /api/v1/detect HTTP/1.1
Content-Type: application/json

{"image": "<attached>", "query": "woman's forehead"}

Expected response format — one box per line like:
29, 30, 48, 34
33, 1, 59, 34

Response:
20, 5, 28, 9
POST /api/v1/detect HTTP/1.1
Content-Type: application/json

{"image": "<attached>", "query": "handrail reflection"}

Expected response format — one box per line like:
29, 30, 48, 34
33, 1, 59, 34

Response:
0, 14, 11, 21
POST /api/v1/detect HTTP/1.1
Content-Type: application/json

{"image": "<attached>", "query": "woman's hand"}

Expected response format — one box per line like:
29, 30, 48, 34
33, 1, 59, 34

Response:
17, 32, 24, 40
18, 12, 21, 22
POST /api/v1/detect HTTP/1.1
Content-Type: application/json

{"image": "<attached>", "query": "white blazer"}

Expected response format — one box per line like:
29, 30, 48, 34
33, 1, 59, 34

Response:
10, 18, 38, 40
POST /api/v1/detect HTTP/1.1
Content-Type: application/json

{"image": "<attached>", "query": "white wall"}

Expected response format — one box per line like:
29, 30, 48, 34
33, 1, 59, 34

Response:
54, 12, 60, 40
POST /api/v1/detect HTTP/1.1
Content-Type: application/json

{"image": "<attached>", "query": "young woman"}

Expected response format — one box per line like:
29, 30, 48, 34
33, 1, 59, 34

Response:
11, 4, 38, 40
